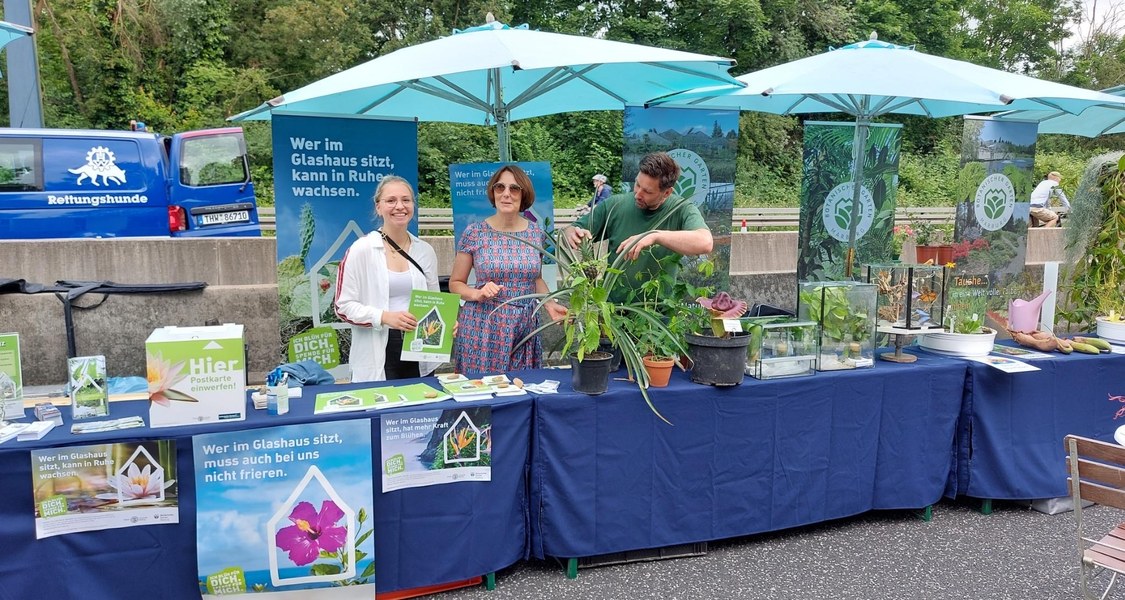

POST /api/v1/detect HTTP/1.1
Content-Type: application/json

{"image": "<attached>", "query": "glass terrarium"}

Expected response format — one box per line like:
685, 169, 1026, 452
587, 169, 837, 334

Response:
797, 281, 877, 371
745, 320, 819, 380
862, 263, 946, 330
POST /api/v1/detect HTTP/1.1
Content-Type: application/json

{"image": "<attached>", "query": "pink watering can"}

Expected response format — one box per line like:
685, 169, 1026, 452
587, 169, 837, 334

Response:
1008, 290, 1053, 333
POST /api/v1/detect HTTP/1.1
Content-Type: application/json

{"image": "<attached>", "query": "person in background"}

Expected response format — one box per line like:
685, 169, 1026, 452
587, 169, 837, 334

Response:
564, 151, 712, 301
334, 176, 440, 382
449, 164, 567, 375
1029, 171, 1071, 228
592, 173, 612, 206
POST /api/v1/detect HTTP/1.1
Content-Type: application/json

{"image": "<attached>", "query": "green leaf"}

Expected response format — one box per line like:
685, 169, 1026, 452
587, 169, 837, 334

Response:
310, 563, 342, 576
361, 562, 376, 578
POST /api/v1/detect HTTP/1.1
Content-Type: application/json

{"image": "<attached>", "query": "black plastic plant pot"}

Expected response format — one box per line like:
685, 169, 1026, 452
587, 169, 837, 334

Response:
597, 338, 623, 371
685, 332, 751, 386
569, 351, 614, 395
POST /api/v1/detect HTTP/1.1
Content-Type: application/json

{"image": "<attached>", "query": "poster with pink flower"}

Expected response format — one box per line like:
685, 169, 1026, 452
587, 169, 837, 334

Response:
30, 440, 179, 539
193, 420, 374, 596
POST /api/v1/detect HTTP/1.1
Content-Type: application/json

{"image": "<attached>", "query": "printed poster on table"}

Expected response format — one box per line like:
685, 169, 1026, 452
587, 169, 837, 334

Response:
271, 113, 418, 379
0, 332, 23, 420
953, 116, 1038, 328
30, 440, 179, 539
194, 420, 374, 596
797, 121, 902, 281
381, 406, 491, 492
623, 105, 739, 291
401, 290, 460, 362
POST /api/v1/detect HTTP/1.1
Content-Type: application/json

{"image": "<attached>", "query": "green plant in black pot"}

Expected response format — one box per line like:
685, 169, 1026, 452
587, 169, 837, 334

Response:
497, 203, 693, 422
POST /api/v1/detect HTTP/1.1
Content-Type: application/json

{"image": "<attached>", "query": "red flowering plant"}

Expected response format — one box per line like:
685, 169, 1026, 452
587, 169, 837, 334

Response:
892, 224, 914, 258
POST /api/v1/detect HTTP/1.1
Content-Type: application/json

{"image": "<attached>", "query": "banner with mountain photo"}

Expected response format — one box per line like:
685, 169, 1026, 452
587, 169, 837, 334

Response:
623, 106, 738, 291
272, 114, 418, 380
797, 121, 901, 282
952, 116, 1037, 327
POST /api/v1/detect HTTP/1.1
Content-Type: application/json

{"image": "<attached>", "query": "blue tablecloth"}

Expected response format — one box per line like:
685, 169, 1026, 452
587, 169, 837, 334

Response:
949, 348, 1125, 500
529, 352, 968, 559
0, 382, 531, 599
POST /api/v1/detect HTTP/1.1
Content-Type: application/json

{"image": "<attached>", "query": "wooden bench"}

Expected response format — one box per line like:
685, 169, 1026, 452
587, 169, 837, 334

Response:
259, 205, 958, 232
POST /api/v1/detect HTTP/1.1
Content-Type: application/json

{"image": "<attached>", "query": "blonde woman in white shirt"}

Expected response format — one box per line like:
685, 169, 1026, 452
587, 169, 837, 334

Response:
334, 176, 439, 382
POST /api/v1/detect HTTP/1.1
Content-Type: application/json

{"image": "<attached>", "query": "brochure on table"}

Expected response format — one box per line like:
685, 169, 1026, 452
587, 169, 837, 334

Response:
401, 290, 460, 363
381, 406, 492, 492
313, 383, 450, 414
0, 332, 24, 420
193, 420, 375, 595
966, 355, 1041, 373
145, 324, 246, 428
990, 344, 1054, 360
68, 355, 110, 420
30, 441, 179, 539
436, 373, 524, 400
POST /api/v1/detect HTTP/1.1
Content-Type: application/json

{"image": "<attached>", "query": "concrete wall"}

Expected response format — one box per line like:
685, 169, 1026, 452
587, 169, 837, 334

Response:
1, 227, 1067, 385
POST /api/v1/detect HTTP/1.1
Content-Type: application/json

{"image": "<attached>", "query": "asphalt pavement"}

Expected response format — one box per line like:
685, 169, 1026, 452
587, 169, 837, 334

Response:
432, 498, 1121, 600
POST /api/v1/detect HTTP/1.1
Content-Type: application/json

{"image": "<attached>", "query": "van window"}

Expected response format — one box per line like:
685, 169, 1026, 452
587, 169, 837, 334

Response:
0, 139, 43, 191
180, 134, 247, 186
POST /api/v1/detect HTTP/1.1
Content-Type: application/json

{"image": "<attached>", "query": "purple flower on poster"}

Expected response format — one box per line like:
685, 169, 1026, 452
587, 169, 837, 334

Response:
275, 500, 347, 566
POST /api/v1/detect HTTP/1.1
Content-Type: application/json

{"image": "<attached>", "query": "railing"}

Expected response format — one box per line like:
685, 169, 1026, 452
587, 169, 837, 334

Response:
257, 205, 957, 233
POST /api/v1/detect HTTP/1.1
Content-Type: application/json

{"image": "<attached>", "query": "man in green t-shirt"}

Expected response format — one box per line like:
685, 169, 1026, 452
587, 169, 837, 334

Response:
564, 152, 712, 300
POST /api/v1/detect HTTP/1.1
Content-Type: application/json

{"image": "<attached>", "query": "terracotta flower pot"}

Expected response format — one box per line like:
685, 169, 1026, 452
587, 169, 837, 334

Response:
915, 244, 954, 266
642, 355, 675, 388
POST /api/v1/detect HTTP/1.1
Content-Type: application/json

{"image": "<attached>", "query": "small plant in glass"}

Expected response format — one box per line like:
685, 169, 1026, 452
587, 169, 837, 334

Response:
745, 320, 819, 380
797, 281, 877, 370
863, 263, 946, 330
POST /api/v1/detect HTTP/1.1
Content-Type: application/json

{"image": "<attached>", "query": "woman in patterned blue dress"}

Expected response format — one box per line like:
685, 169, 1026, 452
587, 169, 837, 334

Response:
449, 165, 567, 375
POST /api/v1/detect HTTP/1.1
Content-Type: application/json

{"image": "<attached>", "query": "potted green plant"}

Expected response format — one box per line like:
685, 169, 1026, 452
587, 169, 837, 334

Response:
1058, 152, 1125, 343
912, 221, 954, 266
499, 204, 691, 422
684, 291, 751, 386
918, 289, 997, 356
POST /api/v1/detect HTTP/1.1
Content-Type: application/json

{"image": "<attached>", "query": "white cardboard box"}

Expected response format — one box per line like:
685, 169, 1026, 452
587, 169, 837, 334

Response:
145, 324, 246, 428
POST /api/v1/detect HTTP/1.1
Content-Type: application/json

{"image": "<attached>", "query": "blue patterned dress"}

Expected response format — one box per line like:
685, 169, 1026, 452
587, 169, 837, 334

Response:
454, 220, 544, 375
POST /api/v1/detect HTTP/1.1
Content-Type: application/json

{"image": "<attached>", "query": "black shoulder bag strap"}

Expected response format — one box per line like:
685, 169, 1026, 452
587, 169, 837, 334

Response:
378, 230, 425, 275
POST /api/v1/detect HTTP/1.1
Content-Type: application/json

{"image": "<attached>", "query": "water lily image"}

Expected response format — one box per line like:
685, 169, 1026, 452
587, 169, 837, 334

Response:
108, 462, 174, 500
275, 500, 347, 566
146, 352, 196, 406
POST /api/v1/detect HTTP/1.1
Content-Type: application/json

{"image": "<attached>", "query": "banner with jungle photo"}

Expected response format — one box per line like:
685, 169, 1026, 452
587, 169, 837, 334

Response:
952, 116, 1037, 329
797, 122, 901, 282
623, 106, 738, 292
272, 114, 419, 379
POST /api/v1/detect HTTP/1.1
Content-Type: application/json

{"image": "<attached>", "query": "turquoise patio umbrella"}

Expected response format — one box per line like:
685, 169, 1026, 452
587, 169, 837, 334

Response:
0, 20, 33, 77
993, 84, 1125, 137
648, 35, 1125, 273
230, 20, 742, 160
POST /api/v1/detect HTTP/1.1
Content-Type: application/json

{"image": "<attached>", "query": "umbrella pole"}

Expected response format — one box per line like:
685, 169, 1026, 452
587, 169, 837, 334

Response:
845, 119, 870, 277
491, 67, 512, 162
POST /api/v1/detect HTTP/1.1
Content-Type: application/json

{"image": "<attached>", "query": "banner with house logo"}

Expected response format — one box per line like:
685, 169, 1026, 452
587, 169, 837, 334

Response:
951, 116, 1037, 326
271, 113, 418, 377
30, 440, 179, 539
623, 106, 739, 291
380, 406, 492, 492
797, 121, 902, 282
194, 419, 374, 596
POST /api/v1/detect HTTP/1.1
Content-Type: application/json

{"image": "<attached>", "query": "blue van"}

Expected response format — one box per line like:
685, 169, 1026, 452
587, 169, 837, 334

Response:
0, 127, 260, 239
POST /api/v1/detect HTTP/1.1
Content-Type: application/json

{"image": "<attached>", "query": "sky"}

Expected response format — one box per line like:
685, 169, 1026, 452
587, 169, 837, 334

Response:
1067, 0, 1125, 47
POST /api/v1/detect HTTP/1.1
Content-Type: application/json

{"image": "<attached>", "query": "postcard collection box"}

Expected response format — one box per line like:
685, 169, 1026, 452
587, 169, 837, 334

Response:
862, 263, 946, 330
145, 324, 246, 428
797, 281, 877, 371
745, 320, 819, 380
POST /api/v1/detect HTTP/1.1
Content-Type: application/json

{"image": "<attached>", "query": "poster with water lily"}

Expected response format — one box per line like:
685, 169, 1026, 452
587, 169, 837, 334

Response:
194, 420, 374, 596
30, 440, 178, 539
381, 406, 492, 493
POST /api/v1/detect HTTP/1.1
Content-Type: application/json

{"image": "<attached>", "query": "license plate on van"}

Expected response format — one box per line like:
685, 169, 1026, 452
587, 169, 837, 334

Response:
199, 210, 250, 226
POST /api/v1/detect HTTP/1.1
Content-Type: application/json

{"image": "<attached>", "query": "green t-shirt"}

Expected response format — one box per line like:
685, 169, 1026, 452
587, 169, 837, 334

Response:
573, 192, 708, 300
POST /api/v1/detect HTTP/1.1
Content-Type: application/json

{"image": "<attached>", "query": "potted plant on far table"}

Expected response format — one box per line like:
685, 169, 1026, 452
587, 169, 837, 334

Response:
912, 221, 954, 266
919, 289, 997, 357
684, 291, 752, 386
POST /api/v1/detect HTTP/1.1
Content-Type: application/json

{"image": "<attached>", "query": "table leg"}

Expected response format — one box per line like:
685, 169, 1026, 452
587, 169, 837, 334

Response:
485, 572, 496, 590
914, 504, 932, 522
980, 498, 993, 515
566, 558, 578, 579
